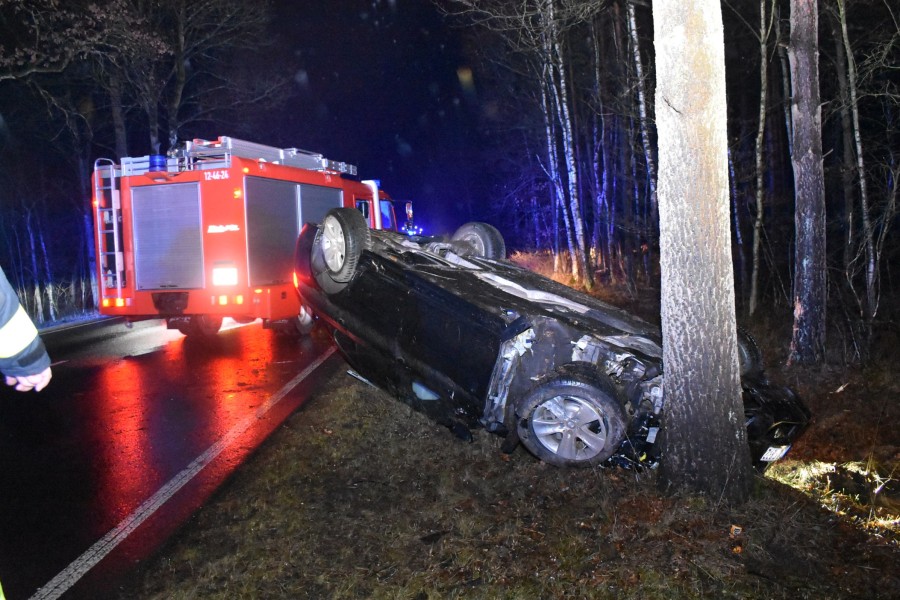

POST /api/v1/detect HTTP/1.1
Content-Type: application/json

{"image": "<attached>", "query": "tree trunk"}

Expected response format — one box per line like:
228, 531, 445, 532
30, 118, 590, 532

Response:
787, 0, 827, 365
77, 152, 99, 308
830, 14, 856, 281
776, 9, 794, 157
749, 0, 774, 316
542, 2, 590, 288
728, 148, 748, 305
653, 0, 753, 502
620, 115, 636, 293
39, 226, 57, 321
836, 0, 876, 323
590, 18, 610, 279
147, 99, 161, 155
108, 74, 129, 160
540, 80, 576, 277
166, 1, 188, 151
626, 2, 658, 230
25, 210, 44, 323
875, 160, 899, 285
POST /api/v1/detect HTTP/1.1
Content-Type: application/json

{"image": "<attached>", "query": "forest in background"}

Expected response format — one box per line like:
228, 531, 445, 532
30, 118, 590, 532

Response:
447, 0, 898, 365
0, 0, 291, 325
0, 0, 897, 364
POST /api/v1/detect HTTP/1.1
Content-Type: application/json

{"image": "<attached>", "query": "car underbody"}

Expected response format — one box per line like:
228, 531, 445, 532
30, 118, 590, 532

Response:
294, 208, 811, 470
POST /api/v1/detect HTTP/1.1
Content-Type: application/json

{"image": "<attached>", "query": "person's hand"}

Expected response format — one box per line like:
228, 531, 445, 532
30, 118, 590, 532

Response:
5, 366, 52, 392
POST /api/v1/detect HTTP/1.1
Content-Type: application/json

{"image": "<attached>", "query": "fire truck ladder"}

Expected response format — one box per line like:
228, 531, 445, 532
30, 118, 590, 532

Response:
93, 158, 124, 301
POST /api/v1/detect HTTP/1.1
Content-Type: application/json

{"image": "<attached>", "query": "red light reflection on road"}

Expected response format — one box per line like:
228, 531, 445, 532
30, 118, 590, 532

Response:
86, 323, 303, 539
90, 357, 156, 525
167, 330, 264, 440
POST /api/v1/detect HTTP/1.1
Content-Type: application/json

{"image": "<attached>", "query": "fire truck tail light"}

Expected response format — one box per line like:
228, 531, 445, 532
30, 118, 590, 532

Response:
212, 266, 239, 286
212, 294, 243, 306
116, 298, 125, 307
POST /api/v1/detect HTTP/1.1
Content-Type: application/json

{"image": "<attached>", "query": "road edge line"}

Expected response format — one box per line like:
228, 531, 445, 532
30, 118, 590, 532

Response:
29, 345, 336, 600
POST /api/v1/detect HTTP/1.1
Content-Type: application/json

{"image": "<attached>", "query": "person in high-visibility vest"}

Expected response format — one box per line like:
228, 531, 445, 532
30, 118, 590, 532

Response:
0, 265, 52, 599
0, 265, 51, 392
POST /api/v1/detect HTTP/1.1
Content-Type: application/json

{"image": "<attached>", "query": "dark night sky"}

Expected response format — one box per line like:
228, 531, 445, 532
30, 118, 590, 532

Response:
268, 0, 484, 233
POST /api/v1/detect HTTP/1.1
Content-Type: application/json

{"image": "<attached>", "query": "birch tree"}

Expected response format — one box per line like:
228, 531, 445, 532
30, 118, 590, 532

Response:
749, 0, 776, 315
626, 1, 657, 229
588, 16, 613, 279
827, 0, 898, 358
540, 0, 591, 287
653, 0, 752, 500
835, 0, 876, 327
446, 0, 602, 286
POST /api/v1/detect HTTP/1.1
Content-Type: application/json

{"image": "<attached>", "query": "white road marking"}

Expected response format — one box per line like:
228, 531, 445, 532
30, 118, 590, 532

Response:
29, 345, 337, 600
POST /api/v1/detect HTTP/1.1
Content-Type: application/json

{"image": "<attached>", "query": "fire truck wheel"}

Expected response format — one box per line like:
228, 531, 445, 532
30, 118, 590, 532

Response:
313, 208, 370, 293
451, 222, 506, 259
177, 315, 223, 337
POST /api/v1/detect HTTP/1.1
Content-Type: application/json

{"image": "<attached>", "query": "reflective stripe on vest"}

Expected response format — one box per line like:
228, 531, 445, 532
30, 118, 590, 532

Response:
0, 305, 39, 358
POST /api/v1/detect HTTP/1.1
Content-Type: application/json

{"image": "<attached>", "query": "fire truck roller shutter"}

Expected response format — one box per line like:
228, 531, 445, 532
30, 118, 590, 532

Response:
298, 184, 343, 232
132, 183, 204, 290
245, 178, 341, 287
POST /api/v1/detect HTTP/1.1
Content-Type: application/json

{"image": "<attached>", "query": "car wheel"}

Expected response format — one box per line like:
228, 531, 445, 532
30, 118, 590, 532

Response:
451, 222, 506, 259
516, 364, 626, 467
313, 208, 370, 293
737, 327, 763, 377
177, 315, 223, 337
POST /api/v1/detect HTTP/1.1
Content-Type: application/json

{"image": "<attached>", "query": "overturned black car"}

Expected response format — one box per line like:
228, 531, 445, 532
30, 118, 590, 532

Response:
294, 208, 810, 471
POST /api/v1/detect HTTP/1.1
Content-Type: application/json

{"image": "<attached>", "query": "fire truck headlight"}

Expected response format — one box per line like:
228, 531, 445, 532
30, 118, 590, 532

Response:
212, 266, 239, 286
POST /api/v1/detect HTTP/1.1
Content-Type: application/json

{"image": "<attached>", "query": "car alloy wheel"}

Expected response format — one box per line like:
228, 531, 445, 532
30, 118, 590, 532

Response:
516, 363, 626, 467
312, 207, 370, 293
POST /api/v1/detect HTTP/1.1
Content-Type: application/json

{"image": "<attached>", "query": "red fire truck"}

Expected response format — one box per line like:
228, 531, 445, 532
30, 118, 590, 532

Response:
92, 136, 399, 336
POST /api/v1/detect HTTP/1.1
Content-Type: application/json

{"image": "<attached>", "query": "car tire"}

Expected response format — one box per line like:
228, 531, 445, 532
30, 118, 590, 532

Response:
451, 222, 506, 259
313, 208, 370, 293
737, 327, 763, 377
516, 363, 626, 467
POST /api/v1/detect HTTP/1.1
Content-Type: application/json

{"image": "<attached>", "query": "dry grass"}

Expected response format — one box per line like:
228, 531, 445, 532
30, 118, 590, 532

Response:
116, 359, 899, 599
116, 255, 900, 599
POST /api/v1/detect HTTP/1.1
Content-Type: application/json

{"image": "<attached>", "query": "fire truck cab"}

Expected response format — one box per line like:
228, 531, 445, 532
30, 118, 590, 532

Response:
93, 136, 399, 336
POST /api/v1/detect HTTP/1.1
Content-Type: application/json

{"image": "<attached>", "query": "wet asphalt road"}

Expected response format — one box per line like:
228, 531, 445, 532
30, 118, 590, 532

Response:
0, 318, 339, 599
